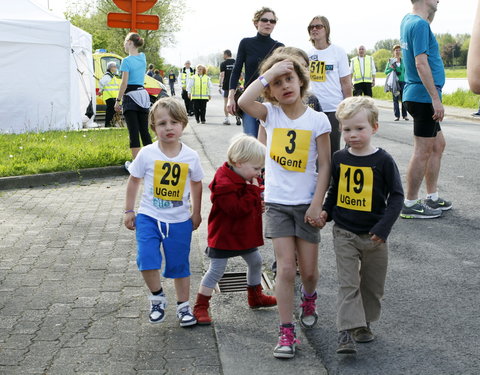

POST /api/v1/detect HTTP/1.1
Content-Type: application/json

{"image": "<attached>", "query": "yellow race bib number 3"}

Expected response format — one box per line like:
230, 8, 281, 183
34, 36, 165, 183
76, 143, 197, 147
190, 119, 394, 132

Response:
337, 164, 373, 212
270, 128, 311, 172
309, 60, 326, 82
153, 161, 188, 201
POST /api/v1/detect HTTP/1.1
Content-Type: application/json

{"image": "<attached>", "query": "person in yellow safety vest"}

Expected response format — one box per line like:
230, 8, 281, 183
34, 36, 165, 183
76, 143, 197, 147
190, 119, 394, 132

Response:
180, 60, 195, 116
99, 61, 120, 127
187, 64, 213, 124
350, 45, 376, 97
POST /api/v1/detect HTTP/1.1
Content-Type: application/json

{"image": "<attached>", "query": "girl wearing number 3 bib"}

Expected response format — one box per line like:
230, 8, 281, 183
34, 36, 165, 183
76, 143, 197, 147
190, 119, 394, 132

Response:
238, 53, 331, 359
124, 97, 204, 328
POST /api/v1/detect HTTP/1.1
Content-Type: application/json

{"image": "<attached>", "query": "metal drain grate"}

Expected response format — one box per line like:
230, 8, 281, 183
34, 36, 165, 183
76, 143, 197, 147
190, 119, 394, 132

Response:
216, 272, 274, 293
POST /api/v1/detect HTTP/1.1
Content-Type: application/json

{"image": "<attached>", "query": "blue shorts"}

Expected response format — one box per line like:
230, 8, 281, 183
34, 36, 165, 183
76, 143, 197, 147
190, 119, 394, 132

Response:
135, 214, 193, 278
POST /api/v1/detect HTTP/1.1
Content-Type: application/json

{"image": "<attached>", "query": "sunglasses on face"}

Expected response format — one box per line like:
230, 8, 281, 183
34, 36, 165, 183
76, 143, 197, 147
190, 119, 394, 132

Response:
259, 18, 277, 24
308, 24, 325, 31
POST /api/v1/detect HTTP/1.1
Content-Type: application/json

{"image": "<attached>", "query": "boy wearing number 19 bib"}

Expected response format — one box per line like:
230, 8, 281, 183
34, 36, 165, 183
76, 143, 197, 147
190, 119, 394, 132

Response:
238, 53, 332, 359
124, 97, 204, 327
319, 97, 404, 354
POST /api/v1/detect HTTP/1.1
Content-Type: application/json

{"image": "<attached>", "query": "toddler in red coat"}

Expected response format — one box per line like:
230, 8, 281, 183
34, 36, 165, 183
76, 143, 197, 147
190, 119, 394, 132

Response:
193, 134, 276, 324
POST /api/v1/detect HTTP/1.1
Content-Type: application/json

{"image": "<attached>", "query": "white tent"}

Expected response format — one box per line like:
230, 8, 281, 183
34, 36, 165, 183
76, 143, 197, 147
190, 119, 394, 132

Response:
0, 0, 96, 133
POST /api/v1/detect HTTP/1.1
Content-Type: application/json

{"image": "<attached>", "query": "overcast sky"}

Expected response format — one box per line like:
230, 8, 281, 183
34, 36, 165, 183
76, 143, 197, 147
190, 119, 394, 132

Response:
42, 0, 475, 67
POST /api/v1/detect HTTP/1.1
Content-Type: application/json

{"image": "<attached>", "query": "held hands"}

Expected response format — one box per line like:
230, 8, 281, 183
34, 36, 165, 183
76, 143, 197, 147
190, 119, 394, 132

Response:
124, 212, 136, 230
305, 204, 324, 228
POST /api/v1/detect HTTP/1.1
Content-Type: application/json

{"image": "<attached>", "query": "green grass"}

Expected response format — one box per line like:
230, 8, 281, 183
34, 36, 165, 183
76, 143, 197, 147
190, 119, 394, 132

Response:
373, 86, 478, 109
0, 128, 136, 177
376, 68, 466, 79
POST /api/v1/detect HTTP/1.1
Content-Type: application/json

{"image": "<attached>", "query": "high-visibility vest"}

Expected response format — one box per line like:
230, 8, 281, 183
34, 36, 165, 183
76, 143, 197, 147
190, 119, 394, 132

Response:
190, 74, 210, 99
351, 55, 373, 83
181, 68, 194, 89
101, 73, 120, 101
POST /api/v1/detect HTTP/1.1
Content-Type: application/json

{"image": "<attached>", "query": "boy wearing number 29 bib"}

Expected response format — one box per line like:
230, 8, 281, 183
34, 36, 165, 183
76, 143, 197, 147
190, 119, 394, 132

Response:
124, 98, 204, 328
238, 53, 331, 359
319, 97, 404, 355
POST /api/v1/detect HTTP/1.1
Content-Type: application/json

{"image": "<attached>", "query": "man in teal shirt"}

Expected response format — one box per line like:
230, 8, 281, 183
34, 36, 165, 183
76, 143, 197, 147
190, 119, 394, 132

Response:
399, 0, 452, 219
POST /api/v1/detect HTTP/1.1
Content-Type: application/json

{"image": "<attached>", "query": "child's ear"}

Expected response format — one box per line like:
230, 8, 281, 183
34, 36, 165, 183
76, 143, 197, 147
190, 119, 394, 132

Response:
372, 122, 379, 133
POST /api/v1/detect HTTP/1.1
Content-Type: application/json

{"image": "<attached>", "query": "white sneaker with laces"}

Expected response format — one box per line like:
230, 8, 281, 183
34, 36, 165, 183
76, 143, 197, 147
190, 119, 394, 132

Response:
149, 294, 167, 323
176, 301, 197, 327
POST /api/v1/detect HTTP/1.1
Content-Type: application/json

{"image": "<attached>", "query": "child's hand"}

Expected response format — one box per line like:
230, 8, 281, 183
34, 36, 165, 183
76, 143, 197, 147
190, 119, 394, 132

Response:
370, 233, 385, 243
305, 204, 322, 227
264, 60, 294, 81
124, 212, 136, 230
317, 211, 328, 229
250, 177, 260, 187
191, 212, 202, 230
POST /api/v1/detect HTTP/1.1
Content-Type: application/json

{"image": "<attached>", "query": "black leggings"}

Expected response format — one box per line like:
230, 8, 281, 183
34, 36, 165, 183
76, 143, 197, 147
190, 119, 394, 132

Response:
123, 110, 151, 148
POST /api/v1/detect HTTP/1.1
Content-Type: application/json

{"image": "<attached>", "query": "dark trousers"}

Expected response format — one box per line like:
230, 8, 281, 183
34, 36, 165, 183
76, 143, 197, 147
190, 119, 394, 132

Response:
353, 82, 373, 97
181, 89, 193, 114
123, 110, 151, 148
393, 81, 408, 119
325, 112, 341, 156
104, 98, 116, 127
169, 82, 175, 96
193, 99, 208, 122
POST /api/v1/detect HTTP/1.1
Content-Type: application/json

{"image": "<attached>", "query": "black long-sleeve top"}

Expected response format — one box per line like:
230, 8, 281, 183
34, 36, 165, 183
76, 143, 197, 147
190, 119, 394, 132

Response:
323, 148, 404, 241
229, 32, 283, 90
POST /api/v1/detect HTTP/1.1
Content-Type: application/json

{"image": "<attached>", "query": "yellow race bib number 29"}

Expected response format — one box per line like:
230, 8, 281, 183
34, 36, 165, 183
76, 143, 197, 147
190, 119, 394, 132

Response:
337, 164, 373, 212
153, 161, 188, 201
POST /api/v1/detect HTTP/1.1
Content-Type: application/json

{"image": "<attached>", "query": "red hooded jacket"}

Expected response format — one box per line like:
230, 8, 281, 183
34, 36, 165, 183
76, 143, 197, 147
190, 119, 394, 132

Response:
207, 162, 264, 250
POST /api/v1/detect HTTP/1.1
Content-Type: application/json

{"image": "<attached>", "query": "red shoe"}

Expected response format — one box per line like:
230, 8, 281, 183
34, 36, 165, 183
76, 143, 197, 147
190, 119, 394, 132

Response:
247, 284, 277, 309
193, 293, 212, 325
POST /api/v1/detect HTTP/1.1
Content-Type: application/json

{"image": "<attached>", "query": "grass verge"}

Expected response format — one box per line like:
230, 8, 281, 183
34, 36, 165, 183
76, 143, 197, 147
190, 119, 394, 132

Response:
0, 128, 136, 177
373, 87, 478, 109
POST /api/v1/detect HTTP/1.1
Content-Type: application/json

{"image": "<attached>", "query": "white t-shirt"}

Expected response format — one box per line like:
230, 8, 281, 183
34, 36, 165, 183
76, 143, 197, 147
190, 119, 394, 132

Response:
308, 44, 350, 112
261, 103, 331, 205
128, 141, 204, 223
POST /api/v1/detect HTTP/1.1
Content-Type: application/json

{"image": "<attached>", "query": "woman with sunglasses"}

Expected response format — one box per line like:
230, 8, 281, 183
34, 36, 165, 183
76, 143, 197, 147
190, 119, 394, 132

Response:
227, 7, 283, 137
307, 16, 352, 156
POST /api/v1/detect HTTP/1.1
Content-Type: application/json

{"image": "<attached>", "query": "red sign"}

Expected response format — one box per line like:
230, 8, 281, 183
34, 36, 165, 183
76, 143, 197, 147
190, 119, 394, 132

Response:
107, 13, 159, 31
108, 0, 159, 32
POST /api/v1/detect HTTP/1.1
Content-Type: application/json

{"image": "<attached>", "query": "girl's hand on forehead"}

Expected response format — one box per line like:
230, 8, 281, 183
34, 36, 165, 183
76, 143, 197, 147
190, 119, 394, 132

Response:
269, 60, 294, 77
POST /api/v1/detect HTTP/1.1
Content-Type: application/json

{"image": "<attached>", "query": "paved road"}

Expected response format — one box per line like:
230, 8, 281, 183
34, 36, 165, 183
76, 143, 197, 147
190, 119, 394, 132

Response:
1, 88, 479, 374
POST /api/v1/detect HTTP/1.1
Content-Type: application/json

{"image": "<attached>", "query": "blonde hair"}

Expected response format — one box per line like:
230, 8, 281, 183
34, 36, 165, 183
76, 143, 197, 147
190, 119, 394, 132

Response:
227, 134, 266, 166
308, 16, 331, 45
252, 7, 277, 23
196, 64, 207, 75
273, 46, 309, 67
336, 96, 379, 128
259, 53, 309, 104
149, 97, 188, 131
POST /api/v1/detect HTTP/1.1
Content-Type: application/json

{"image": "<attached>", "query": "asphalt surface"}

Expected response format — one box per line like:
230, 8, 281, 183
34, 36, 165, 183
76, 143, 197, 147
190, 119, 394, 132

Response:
1, 84, 480, 374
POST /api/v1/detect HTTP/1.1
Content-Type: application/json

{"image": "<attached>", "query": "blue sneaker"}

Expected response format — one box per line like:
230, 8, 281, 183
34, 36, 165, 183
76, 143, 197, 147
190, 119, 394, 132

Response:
176, 302, 197, 327
148, 294, 167, 323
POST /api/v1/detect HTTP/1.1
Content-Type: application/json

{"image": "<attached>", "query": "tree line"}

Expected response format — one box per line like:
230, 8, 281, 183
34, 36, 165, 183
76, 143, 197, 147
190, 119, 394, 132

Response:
354, 35, 470, 73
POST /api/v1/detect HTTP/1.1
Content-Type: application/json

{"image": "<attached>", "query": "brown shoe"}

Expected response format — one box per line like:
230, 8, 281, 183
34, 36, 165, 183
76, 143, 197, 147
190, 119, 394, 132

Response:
352, 324, 375, 343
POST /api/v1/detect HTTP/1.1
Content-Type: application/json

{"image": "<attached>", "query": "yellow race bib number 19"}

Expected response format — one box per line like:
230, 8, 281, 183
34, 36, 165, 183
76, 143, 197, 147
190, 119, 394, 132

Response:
337, 164, 373, 212
309, 60, 326, 82
270, 128, 311, 172
153, 161, 188, 201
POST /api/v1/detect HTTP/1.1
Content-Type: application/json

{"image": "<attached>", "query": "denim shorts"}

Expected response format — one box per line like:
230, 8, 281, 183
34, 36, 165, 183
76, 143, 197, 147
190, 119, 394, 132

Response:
135, 214, 192, 278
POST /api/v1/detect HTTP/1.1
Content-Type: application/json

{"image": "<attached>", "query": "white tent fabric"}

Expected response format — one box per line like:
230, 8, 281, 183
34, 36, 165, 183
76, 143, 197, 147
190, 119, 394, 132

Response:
0, 0, 95, 133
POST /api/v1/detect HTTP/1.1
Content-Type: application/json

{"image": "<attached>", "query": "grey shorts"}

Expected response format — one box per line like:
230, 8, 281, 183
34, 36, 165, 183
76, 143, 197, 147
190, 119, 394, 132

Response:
264, 203, 320, 244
